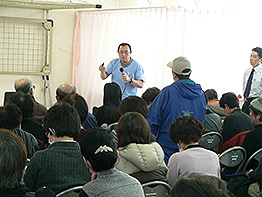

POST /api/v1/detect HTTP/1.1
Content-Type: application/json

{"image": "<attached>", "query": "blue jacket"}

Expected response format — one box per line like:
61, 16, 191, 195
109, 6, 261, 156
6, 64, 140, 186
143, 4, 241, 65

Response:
147, 79, 206, 163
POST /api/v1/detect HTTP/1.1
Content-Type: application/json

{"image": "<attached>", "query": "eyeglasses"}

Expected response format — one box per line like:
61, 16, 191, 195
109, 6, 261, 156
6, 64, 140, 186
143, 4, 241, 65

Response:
119, 50, 130, 54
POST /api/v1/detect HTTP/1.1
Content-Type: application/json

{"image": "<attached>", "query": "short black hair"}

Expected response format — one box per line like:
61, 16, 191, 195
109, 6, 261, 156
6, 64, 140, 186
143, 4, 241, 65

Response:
0, 103, 22, 129
117, 43, 132, 52
118, 96, 148, 118
252, 47, 262, 59
43, 102, 81, 139
62, 94, 88, 124
219, 92, 239, 109
205, 89, 218, 101
142, 87, 161, 105
173, 70, 191, 79
9, 93, 34, 119
168, 115, 203, 144
81, 128, 117, 172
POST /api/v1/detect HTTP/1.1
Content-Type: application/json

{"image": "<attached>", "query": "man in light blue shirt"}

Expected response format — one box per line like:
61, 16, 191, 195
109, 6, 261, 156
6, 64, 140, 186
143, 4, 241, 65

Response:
99, 43, 144, 99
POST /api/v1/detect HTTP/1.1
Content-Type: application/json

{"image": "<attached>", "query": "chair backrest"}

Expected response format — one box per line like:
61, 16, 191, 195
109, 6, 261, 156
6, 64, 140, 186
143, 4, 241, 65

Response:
241, 147, 262, 172
142, 181, 171, 197
219, 146, 246, 173
199, 132, 223, 151
3, 91, 15, 105
56, 186, 83, 197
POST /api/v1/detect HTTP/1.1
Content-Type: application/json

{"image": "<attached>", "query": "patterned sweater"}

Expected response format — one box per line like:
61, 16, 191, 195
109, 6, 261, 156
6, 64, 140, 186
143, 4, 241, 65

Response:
24, 141, 91, 194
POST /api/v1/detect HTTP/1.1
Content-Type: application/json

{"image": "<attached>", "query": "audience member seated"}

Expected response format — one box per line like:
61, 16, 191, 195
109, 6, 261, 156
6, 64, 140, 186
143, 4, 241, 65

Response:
24, 103, 91, 194
55, 83, 98, 130
0, 103, 39, 158
241, 97, 262, 170
14, 78, 47, 124
141, 87, 161, 106
119, 95, 149, 118
227, 157, 262, 197
167, 115, 220, 187
93, 82, 122, 127
246, 157, 262, 197
115, 112, 167, 184
205, 89, 226, 120
62, 94, 89, 143
79, 127, 144, 197
0, 129, 55, 197
170, 173, 228, 197
203, 91, 222, 132
9, 93, 48, 144
219, 92, 253, 143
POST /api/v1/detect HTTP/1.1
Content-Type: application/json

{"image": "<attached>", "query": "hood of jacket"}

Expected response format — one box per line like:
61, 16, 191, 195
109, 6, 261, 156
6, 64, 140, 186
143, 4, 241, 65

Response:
115, 142, 167, 174
172, 79, 204, 100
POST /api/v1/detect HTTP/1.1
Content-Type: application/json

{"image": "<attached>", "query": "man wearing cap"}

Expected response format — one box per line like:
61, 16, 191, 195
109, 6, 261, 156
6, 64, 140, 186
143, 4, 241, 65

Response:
147, 56, 206, 164
242, 47, 262, 115
241, 97, 262, 170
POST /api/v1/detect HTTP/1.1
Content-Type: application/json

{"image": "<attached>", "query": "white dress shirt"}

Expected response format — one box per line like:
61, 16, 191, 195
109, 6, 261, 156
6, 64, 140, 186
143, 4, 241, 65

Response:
243, 64, 262, 98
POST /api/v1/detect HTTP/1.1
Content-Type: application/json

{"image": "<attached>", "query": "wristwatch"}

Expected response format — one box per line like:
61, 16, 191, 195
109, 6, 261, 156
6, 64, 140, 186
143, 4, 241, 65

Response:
129, 78, 133, 83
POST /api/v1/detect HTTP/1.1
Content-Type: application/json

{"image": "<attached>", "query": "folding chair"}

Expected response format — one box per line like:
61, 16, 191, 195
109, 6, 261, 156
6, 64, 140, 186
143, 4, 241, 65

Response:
219, 146, 247, 173
56, 185, 83, 197
199, 131, 223, 153
241, 147, 262, 172
142, 181, 171, 197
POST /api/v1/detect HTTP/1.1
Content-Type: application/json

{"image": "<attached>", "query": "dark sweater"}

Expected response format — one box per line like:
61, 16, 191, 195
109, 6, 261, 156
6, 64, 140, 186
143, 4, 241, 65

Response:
221, 109, 254, 142
12, 128, 39, 159
242, 124, 262, 170
24, 141, 91, 194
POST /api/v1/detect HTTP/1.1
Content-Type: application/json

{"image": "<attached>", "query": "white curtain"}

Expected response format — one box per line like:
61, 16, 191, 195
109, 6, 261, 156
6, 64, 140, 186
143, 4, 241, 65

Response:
73, 8, 262, 111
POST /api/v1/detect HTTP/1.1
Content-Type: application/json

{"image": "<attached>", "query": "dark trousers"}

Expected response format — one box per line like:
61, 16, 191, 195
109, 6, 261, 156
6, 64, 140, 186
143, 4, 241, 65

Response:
242, 98, 255, 115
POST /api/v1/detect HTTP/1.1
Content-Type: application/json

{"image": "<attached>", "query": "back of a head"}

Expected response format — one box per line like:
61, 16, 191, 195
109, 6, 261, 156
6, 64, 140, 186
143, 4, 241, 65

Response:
142, 87, 161, 105
205, 89, 218, 101
118, 96, 149, 118
117, 112, 151, 147
103, 82, 122, 107
170, 174, 226, 197
62, 94, 89, 124
0, 103, 22, 130
252, 47, 262, 59
14, 78, 33, 94
0, 128, 27, 190
43, 102, 81, 139
9, 93, 34, 119
80, 127, 117, 172
168, 115, 203, 145
219, 92, 239, 109
56, 83, 77, 101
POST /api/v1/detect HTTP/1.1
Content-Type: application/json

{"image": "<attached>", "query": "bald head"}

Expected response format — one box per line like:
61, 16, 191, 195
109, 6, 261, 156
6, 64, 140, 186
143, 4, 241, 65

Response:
56, 83, 77, 102
14, 78, 33, 95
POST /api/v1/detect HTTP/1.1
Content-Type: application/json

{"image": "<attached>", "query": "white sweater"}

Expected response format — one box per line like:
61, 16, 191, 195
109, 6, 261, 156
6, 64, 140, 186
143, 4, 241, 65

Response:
167, 146, 221, 187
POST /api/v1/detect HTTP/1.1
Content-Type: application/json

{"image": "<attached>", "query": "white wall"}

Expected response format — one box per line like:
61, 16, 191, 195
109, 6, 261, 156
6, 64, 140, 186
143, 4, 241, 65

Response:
0, 7, 76, 107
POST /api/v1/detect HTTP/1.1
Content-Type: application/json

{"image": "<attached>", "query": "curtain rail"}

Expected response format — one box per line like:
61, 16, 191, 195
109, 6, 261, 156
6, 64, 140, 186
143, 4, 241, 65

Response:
77, 6, 182, 12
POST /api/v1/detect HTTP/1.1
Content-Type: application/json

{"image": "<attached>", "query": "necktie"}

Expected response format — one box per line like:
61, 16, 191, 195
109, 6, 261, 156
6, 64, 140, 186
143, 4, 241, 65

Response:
244, 68, 255, 98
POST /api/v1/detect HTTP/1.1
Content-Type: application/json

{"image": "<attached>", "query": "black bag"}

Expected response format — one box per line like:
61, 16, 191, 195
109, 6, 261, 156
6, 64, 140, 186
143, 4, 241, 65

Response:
227, 176, 254, 197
